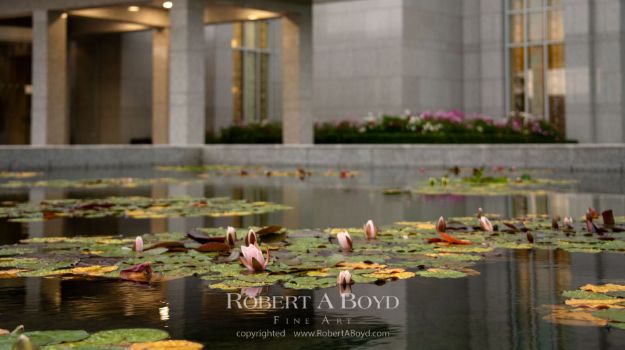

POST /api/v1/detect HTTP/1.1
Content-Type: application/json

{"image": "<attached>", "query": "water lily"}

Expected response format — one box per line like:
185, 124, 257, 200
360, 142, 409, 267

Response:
476, 207, 484, 218
436, 216, 446, 232
336, 231, 353, 252
479, 216, 493, 232
244, 229, 258, 246
242, 287, 263, 298
14, 335, 35, 350
133, 236, 143, 252
337, 270, 352, 286
364, 220, 377, 240
337, 270, 353, 294
563, 216, 573, 227
240, 244, 270, 272
226, 226, 237, 247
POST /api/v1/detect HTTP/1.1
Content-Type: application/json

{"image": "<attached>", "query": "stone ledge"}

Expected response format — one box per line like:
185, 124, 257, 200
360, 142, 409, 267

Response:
201, 144, 625, 172
0, 144, 623, 172
0, 145, 202, 170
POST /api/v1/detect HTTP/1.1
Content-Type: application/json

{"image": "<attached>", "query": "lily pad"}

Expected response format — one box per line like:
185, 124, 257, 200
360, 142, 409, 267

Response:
416, 268, 467, 279
562, 290, 615, 300
593, 309, 625, 323
80, 329, 169, 346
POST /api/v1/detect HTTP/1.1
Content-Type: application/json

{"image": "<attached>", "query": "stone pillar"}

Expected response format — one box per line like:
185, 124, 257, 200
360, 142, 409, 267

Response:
168, 0, 205, 145
282, 9, 314, 144
153, 28, 170, 144
31, 10, 68, 145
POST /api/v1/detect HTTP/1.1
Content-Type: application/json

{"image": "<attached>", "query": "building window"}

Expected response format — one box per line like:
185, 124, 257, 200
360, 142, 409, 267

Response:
506, 0, 565, 134
232, 21, 270, 124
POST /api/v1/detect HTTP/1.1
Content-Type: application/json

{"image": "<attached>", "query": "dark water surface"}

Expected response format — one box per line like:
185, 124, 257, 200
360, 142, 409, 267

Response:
0, 167, 624, 349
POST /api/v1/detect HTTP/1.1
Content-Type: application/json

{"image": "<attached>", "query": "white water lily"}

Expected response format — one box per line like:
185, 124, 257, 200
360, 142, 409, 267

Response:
337, 231, 353, 252
226, 226, 237, 247
133, 236, 143, 252
364, 220, 377, 240
240, 244, 270, 272
479, 216, 493, 232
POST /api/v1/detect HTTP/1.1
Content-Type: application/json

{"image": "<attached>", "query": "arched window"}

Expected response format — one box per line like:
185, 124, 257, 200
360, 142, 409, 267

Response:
506, 0, 565, 133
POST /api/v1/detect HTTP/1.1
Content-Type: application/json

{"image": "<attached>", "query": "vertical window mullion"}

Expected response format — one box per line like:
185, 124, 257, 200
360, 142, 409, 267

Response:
542, 2, 551, 121
504, 4, 510, 117
523, 0, 529, 116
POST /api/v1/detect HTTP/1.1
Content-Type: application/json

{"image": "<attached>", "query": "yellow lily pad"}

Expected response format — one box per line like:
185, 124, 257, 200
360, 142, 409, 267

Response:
129, 340, 204, 350
580, 283, 625, 294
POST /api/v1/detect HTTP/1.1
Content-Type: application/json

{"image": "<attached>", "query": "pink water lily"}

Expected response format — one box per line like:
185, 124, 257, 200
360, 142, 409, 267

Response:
337, 231, 353, 252
563, 216, 573, 227
242, 287, 263, 298
479, 216, 493, 232
226, 226, 237, 247
364, 220, 377, 240
244, 229, 258, 246
240, 244, 270, 272
337, 270, 352, 286
337, 270, 353, 294
133, 236, 144, 252
436, 216, 446, 232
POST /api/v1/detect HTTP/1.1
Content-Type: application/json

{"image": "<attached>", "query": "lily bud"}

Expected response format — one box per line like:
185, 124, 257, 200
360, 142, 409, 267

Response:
587, 207, 599, 220
477, 208, 484, 218
240, 244, 270, 272
337, 231, 353, 252
364, 220, 377, 240
241, 287, 263, 298
479, 216, 494, 232
13, 335, 37, 350
337, 270, 352, 286
244, 229, 258, 247
133, 236, 144, 252
551, 216, 560, 230
436, 216, 446, 233
226, 226, 237, 247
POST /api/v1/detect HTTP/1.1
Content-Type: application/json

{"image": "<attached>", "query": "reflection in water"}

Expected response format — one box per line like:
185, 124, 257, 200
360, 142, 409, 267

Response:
3, 184, 624, 242
0, 251, 624, 349
0, 168, 625, 348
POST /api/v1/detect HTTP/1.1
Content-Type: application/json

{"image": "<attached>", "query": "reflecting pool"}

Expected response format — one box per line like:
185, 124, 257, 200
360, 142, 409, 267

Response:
0, 167, 624, 349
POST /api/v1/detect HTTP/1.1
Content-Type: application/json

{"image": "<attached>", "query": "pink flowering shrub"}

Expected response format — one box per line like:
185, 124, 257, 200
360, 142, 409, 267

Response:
314, 110, 565, 143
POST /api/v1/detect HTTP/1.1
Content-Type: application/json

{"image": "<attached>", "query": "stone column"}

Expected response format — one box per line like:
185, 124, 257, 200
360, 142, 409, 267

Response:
31, 10, 68, 145
168, 0, 205, 145
282, 9, 314, 144
153, 28, 170, 144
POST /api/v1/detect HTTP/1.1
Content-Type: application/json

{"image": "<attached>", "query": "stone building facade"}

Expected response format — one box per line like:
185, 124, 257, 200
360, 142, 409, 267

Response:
0, 0, 623, 144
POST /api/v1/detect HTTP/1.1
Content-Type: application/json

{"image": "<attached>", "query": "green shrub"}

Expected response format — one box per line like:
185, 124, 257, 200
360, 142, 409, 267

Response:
206, 111, 572, 144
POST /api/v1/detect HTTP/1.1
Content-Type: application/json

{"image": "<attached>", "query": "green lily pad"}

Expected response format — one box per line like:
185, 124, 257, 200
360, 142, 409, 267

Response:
593, 309, 625, 323
562, 290, 615, 300
79, 328, 169, 346
610, 322, 625, 330
416, 269, 467, 279
284, 277, 336, 289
